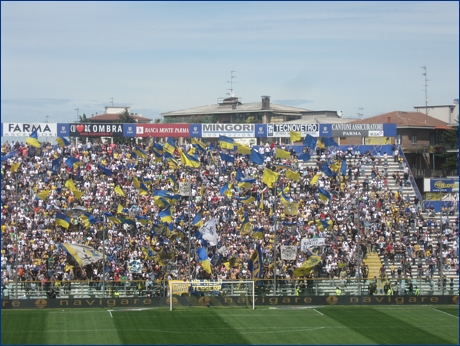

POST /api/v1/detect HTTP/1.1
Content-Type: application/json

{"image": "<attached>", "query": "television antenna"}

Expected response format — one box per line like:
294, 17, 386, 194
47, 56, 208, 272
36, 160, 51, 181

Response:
226, 70, 237, 97
421, 66, 429, 115
356, 108, 363, 119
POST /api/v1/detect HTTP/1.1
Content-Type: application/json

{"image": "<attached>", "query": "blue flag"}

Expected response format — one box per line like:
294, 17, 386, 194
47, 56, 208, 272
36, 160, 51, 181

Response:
323, 137, 338, 147
219, 153, 235, 163
249, 148, 265, 165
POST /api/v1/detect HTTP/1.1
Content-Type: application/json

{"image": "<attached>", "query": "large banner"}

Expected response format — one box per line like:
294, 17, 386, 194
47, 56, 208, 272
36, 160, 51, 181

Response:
267, 123, 319, 138
3, 123, 57, 137
190, 279, 223, 292
69, 123, 124, 137
136, 124, 190, 137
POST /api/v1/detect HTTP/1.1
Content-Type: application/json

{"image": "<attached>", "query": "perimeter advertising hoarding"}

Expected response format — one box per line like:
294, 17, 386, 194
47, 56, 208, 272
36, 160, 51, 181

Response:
2, 295, 457, 309
57, 123, 70, 137
267, 123, 319, 137
330, 123, 384, 137
2, 123, 58, 137
200, 124, 255, 138
123, 124, 136, 138
426, 178, 459, 192
69, 123, 124, 137
136, 124, 190, 137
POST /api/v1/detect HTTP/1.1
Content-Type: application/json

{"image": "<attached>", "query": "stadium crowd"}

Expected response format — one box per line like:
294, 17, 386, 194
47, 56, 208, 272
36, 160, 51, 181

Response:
1, 137, 458, 297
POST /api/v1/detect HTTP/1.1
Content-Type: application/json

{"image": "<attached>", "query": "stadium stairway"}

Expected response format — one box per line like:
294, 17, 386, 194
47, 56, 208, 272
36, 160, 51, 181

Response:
364, 253, 383, 288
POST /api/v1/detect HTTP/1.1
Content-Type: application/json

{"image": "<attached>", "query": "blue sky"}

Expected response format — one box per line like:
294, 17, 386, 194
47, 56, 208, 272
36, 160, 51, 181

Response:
1, 1, 458, 127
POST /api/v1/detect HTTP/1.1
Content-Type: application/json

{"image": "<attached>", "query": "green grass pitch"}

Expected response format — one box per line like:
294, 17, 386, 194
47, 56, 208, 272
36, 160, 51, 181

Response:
2, 305, 458, 344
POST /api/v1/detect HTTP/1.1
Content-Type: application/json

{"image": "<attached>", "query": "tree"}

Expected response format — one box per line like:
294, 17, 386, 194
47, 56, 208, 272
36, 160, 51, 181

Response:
78, 114, 90, 123
440, 119, 458, 172
154, 118, 162, 124
118, 108, 136, 123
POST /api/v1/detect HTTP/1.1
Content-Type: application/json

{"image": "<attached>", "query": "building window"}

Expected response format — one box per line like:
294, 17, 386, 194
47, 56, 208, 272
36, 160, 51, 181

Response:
430, 133, 435, 146
411, 133, 417, 144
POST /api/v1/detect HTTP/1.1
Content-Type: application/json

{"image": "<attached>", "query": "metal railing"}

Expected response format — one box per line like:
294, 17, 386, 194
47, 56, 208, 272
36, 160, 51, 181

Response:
3, 277, 458, 300
398, 145, 423, 203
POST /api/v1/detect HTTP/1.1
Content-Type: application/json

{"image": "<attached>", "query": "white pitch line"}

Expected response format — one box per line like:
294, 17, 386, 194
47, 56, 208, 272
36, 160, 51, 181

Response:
433, 309, 459, 319
108, 310, 113, 318
313, 309, 324, 316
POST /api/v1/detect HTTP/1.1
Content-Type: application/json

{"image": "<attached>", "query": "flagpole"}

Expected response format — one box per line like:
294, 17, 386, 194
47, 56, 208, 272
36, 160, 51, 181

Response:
188, 179, 192, 281
273, 184, 277, 295
102, 216, 106, 298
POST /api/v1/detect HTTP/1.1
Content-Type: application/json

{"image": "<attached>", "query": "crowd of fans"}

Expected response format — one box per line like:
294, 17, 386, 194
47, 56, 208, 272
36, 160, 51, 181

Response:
1, 137, 458, 298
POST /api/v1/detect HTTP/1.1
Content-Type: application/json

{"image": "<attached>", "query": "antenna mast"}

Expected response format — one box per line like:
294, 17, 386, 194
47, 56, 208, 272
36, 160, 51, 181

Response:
356, 108, 363, 119
421, 66, 429, 115
227, 70, 237, 97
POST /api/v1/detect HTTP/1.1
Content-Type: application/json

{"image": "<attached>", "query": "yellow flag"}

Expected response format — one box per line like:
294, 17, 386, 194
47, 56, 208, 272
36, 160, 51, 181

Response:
200, 184, 204, 196
331, 160, 341, 173
259, 193, 264, 210
117, 204, 124, 214
73, 190, 84, 200
132, 177, 141, 189
10, 162, 21, 173
286, 170, 300, 182
114, 185, 125, 197
317, 141, 325, 149
290, 131, 301, 143
275, 148, 291, 159
310, 172, 321, 186
65, 178, 77, 191
36, 190, 51, 200
235, 142, 251, 155
262, 168, 279, 188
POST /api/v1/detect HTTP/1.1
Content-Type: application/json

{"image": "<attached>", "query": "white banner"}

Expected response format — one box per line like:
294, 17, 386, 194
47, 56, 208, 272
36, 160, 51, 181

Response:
280, 245, 297, 261
60, 243, 103, 267
200, 218, 218, 246
301, 238, 326, 252
128, 259, 142, 274
179, 182, 191, 196
3, 123, 58, 137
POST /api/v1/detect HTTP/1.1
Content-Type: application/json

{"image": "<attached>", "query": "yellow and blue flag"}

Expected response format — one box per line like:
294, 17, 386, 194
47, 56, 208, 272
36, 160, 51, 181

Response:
164, 137, 176, 155
104, 212, 121, 224
55, 212, 71, 229
192, 213, 204, 228
248, 243, 263, 286
159, 207, 173, 223
318, 187, 332, 202
65, 157, 82, 169
196, 247, 212, 274
237, 178, 256, 189
219, 135, 234, 150
26, 129, 41, 148
191, 138, 207, 152
237, 196, 255, 204
56, 137, 71, 148
179, 148, 200, 168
